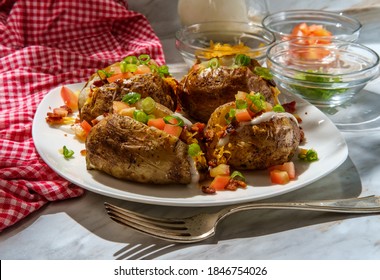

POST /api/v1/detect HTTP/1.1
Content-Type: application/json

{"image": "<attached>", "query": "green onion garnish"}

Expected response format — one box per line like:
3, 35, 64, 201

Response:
138, 54, 151, 64
247, 93, 266, 112
254, 66, 273, 80
273, 104, 285, 112
97, 69, 113, 79
234, 54, 251, 66
230, 170, 245, 182
163, 115, 184, 127
122, 92, 141, 105
149, 64, 170, 77
120, 61, 137, 73
188, 143, 201, 157
208, 58, 220, 69
298, 148, 319, 162
158, 65, 170, 76
123, 55, 138, 65
141, 97, 156, 114
63, 145, 74, 159
225, 108, 236, 124
133, 110, 149, 123
235, 99, 248, 109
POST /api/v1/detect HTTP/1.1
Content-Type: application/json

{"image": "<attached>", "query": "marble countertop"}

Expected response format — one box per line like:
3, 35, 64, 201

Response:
1, 0, 380, 260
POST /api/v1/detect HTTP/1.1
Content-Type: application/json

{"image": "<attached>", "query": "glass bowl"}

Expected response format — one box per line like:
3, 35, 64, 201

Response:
266, 39, 380, 107
175, 21, 275, 67
262, 10, 362, 42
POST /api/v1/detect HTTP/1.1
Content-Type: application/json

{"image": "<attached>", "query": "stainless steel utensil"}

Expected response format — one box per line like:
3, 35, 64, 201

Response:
105, 195, 380, 243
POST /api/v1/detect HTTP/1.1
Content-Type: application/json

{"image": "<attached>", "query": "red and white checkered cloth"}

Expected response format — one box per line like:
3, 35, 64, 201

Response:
0, 0, 165, 231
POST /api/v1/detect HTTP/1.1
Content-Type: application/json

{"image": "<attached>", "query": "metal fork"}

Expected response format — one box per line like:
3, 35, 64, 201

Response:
104, 195, 380, 243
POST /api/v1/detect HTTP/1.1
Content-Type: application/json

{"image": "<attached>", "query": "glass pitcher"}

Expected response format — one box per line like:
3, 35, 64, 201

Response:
177, 0, 269, 26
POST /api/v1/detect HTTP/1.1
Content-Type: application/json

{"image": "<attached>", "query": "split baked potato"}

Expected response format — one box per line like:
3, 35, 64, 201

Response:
78, 57, 177, 124
177, 55, 280, 122
204, 91, 302, 170
85, 95, 208, 185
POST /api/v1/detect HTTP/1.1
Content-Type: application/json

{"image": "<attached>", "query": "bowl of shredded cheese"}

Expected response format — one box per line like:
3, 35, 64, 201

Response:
175, 21, 275, 67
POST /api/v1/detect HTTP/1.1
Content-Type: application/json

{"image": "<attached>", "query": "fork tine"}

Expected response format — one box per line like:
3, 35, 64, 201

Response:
104, 202, 187, 230
105, 203, 193, 242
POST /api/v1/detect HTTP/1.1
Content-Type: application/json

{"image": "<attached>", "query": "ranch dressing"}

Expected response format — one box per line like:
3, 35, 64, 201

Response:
187, 155, 200, 187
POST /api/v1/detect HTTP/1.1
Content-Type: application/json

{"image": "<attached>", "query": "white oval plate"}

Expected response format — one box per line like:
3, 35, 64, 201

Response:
32, 82, 348, 206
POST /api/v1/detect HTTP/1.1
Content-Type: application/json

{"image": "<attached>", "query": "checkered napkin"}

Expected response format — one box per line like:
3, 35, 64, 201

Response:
0, 0, 165, 231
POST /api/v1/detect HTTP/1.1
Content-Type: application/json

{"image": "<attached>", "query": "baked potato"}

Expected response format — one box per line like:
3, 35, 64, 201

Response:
204, 91, 301, 170
78, 56, 177, 124
85, 96, 208, 185
177, 55, 280, 122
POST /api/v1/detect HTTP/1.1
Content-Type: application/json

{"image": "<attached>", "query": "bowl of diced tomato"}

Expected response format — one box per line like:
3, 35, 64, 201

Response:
262, 10, 362, 43
266, 39, 380, 107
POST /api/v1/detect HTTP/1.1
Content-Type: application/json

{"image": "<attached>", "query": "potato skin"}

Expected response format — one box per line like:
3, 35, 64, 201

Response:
79, 73, 177, 123
85, 114, 192, 184
177, 60, 277, 123
205, 102, 301, 170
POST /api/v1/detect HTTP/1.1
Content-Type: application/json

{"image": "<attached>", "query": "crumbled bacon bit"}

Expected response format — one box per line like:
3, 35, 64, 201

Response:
282, 101, 297, 114
225, 179, 247, 191
201, 185, 216, 194
46, 105, 74, 125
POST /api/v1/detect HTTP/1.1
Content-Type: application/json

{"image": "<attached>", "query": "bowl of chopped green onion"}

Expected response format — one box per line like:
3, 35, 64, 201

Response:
175, 21, 275, 67
266, 39, 380, 107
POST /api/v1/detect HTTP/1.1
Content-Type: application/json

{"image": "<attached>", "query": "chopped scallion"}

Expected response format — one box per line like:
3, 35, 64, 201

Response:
273, 104, 285, 112
138, 54, 151, 64
298, 148, 318, 162
122, 92, 141, 105
123, 55, 138, 65
235, 99, 248, 109
133, 110, 149, 123
163, 115, 184, 127
225, 108, 236, 124
188, 143, 201, 157
247, 93, 266, 112
63, 145, 74, 159
234, 54, 251, 66
230, 170, 245, 182
254, 66, 273, 80
208, 58, 220, 69
141, 97, 156, 114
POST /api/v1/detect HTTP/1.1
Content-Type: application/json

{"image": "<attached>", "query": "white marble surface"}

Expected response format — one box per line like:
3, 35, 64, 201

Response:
1, 0, 380, 260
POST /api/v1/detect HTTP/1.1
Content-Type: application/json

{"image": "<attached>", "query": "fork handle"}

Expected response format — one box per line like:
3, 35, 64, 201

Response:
221, 196, 380, 218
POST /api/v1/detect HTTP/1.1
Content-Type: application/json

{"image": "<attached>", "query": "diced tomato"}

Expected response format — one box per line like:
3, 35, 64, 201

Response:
235, 109, 252, 122
147, 118, 166, 130
210, 175, 231, 191
269, 162, 296, 179
289, 23, 332, 59
291, 23, 332, 40
60, 86, 78, 111
209, 164, 230, 177
163, 124, 183, 137
270, 170, 290, 185
107, 72, 133, 83
80, 120, 92, 135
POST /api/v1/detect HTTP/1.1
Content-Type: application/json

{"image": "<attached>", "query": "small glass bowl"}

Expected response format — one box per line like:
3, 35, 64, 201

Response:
266, 39, 380, 107
262, 10, 362, 42
175, 21, 275, 67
